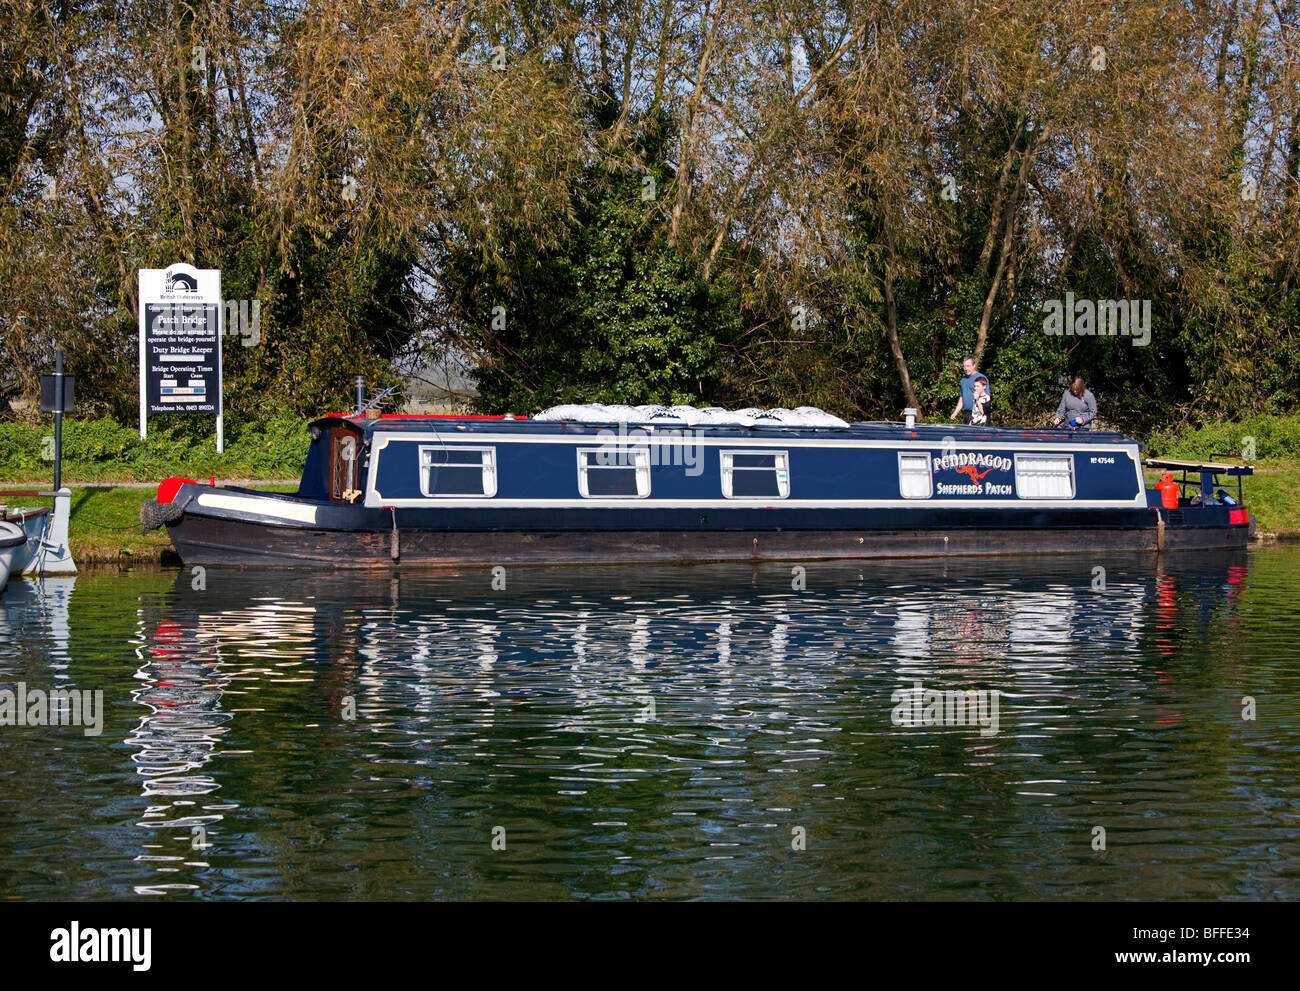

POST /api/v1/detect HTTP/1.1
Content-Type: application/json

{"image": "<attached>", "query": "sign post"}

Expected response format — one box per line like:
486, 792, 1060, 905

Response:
138, 263, 223, 452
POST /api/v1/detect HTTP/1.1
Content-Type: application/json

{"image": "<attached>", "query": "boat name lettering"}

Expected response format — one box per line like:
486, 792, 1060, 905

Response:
936, 482, 1014, 496
931, 453, 1013, 473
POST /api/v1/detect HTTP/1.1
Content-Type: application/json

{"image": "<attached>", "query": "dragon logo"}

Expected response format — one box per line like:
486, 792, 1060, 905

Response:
955, 464, 993, 484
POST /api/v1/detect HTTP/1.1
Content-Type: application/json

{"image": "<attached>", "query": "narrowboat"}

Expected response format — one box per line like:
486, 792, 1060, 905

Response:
140, 404, 1254, 567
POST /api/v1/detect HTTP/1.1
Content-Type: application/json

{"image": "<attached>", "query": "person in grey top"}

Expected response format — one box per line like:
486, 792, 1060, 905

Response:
1054, 376, 1097, 430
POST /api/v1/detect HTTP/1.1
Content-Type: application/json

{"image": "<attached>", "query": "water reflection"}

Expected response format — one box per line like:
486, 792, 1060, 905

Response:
3, 548, 1299, 900
0, 576, 75, 671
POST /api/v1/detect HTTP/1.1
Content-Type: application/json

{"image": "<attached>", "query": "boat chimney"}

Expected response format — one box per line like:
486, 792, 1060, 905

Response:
354, 376, 366, 413
904, 408, 917, 428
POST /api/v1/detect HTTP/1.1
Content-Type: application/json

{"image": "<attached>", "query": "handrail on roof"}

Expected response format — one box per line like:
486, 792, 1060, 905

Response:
1145, 457, 1253, 475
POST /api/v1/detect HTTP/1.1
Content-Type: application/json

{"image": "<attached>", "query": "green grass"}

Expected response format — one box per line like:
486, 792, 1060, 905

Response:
1233, 467, 1300, 535
0, 414, 310, 484
1143, 414, 1300, 463
0, 411, 310, 562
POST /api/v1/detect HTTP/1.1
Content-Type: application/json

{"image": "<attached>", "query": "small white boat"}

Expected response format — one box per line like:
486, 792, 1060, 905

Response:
1, 519, 26, 592
0, 505, 53, 591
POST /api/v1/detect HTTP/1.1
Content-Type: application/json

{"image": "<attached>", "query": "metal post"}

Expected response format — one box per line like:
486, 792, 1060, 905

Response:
215, 288, 224, 453
355, 376, 367, 413
53, 349, 64, 492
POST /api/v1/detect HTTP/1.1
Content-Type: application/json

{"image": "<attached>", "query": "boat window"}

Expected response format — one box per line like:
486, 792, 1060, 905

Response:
420, 446, 497, 497
577, 447, 650, 498
1015, 453, 1075, 499
898, 452, 932, 499
721, 450, 790, 499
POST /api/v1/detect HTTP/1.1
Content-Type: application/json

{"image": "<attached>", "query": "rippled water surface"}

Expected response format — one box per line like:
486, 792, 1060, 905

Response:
1, 547, 1297, 900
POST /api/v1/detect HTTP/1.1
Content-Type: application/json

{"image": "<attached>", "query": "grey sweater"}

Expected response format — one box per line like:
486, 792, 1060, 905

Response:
1056, 388, 1097, 427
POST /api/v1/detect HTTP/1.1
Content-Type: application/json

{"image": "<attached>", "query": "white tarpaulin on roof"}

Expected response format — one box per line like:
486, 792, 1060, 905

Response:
532, 404, 850, 427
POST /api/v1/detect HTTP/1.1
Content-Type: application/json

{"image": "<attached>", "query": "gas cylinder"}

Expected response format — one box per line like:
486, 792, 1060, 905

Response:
1156, 472, 1179, 509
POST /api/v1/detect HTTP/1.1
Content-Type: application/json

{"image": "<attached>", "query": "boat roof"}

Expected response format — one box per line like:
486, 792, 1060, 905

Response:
309, 412, 1140, 445
1145, 458, 1253, 475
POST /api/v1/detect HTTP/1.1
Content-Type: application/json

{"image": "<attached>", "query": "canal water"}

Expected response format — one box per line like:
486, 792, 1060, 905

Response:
1, 548, 1297, 900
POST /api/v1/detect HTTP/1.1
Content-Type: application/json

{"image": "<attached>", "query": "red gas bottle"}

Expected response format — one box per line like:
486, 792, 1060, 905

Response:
1156, 472, 1179, 509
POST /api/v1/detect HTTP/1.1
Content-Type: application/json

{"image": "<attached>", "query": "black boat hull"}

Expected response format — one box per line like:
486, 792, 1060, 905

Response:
163, 509, 1251, 568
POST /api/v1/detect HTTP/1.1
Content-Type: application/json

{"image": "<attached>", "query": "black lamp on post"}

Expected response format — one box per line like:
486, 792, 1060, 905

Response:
39, 349, 75, 490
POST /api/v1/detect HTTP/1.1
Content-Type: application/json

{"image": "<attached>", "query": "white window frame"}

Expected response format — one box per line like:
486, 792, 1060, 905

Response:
419, 445, 498, 498
577, 446, 651, 498
898, 451, 932, 499
720, 449, 790, 500
1014, 452, 1075, 499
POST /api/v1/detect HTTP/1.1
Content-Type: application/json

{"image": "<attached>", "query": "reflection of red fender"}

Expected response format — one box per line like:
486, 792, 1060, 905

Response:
149, 620, 185, 658
157, 477, 198, 505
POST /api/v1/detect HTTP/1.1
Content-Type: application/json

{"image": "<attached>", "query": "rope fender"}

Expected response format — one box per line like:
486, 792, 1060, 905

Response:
140, 497, 186, 533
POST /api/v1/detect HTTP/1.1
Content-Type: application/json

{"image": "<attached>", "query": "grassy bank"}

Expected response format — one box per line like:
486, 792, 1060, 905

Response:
0, 414, 309, 484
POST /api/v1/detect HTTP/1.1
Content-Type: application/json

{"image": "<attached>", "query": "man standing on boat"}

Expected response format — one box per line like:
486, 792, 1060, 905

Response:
950, 356, 988, 424
1054, 376, 1097, 430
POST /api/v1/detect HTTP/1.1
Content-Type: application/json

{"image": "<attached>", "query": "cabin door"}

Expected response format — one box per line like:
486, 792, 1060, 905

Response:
328, 426, 364, 501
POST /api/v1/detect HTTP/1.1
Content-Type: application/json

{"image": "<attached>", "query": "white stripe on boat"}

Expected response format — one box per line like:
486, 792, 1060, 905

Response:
370, 432, 1137, 451
365, 497, 1147, 510
196, 493, 319, 524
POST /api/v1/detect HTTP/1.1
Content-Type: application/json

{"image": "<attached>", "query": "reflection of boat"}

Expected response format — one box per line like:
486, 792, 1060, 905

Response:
156, 550, 1250, 661
140, 554, 1251, 764
0, 576, 76, 682
142, 405, 1255, 568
